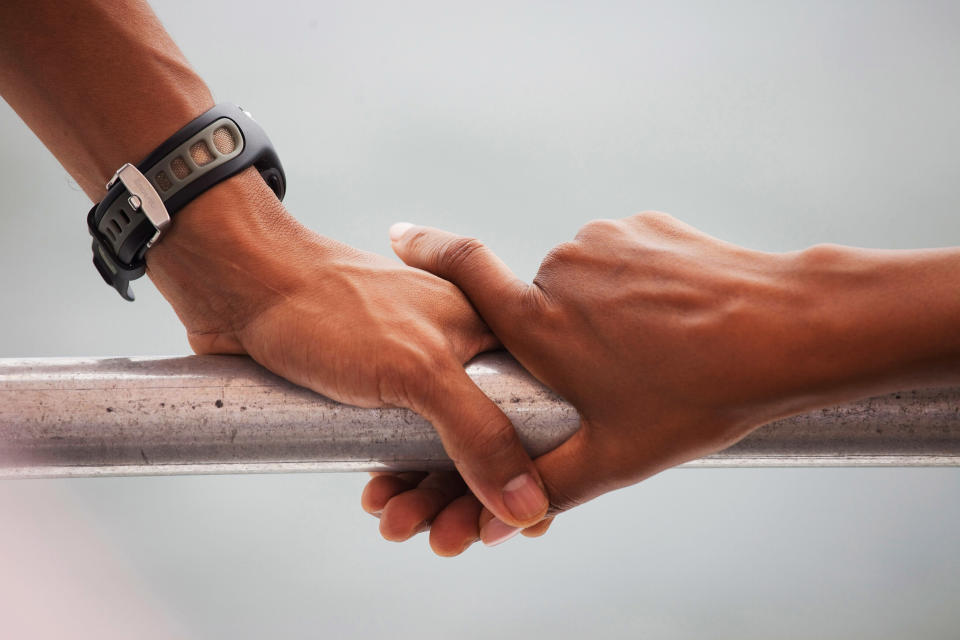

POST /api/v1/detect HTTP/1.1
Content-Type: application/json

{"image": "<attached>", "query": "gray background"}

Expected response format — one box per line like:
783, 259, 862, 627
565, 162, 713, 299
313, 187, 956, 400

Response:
1, 0, 959, 637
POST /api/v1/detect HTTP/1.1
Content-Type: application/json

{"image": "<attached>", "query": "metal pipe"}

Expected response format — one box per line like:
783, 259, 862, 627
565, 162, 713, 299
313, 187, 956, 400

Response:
1, 353, 958, 478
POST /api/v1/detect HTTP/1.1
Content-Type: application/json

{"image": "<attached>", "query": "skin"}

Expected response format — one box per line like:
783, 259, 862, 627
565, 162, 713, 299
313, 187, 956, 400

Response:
4, 1, 959, 558
0, 0, 551, 533
363, 214, 960, 555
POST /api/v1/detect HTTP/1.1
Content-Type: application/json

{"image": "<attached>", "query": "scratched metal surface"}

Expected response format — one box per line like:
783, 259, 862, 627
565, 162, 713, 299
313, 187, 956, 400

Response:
1, 352, 958, 478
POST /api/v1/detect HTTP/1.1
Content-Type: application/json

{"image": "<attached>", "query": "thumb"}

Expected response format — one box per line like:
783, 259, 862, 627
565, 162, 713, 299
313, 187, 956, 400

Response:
389, 223, 527, 332
388, 223, 550, 530
477, 425, 608, 546
414, 361, 550, 530
389, 223, 554, 533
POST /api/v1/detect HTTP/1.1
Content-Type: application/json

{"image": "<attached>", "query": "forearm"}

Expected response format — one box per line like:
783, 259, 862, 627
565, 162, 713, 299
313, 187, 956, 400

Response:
0, 0, 214, 199
792, 244, 960, 398
0, 0, 316, 334
1, 1, 538, 535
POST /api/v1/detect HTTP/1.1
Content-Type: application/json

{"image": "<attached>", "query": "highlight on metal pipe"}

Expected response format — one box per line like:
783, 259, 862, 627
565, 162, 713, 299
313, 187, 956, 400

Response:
1, 352, 958, 479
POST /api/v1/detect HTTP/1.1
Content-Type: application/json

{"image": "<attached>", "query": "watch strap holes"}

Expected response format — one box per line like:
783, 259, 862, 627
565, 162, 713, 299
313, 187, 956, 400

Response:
155, 171, 172, 192
118, 209, 130, 224
170, 156, 191, 179
189, 140, 215, 166
212, 126, 237, 154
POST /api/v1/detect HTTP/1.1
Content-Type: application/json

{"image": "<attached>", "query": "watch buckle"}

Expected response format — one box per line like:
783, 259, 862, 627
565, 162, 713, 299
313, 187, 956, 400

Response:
107, 163, 171, 247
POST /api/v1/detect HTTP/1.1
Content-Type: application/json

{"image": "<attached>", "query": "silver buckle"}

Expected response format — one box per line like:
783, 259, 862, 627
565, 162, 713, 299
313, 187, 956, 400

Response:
106, 163, 171, 248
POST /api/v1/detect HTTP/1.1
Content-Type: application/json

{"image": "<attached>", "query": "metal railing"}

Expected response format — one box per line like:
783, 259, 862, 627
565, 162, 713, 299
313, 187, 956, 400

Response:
1, 353, 958, 478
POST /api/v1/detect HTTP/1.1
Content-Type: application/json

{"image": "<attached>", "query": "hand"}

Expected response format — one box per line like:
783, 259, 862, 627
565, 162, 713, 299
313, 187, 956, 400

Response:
1, 0, 550, 547
364, 212, 960, 554
146, 169, 551, 533
2, 0, 549, 533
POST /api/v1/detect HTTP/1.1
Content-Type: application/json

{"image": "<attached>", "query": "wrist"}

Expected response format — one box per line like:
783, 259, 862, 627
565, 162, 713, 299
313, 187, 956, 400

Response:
90, 84, 214, 194
786, 243, 960, 400
144, 168, 327, 350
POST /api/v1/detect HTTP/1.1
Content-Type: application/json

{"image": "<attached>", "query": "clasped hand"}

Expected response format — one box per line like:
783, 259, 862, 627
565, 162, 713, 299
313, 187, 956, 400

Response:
159, 177, 899, 557
362, 211, 816, 555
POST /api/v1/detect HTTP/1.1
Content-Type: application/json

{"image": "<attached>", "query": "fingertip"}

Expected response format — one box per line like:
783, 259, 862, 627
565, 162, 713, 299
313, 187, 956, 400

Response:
360, 481, 381, 514
478, 507, 495, 529
419, 367, 545, 531
389, 222, 415, 243
379, 510, 430, 542
476, 507, 521, 546
360, 474, 419, 514
431, 531, 480, 557
429, 494, 483, 557
501, 472, 550, 526
430, 531, 479, 557
521, 517, 554, 538
480, 517, 522, 547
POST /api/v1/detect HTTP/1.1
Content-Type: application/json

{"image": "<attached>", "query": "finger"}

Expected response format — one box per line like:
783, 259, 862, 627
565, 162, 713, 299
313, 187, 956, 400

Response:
361, 472, 428, 515
415, 363, 550, 531
478, 425, 598, 545
477, 506, 521, 546
530, 427, 602, 515
367, 471, 428, 483
429, 494, 484, 557
416, 471, 469, 496
521, 517, 554, 538
388, 223, 530, 336
378, 472, 469, 542
367, 471, 425, 479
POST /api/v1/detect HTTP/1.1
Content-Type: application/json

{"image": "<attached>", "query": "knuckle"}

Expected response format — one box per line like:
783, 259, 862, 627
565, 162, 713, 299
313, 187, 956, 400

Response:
542, 479, 585, 515
403, 227, 430, 250
399, 228, 436, 262
630, 210, 676, 229
796, 243, 848, 267
437, 237, 487, 277
530, 244, 581, 317
451, 416, 520, 467
573, 218, 621, 242
537, 241, 580, 275
517, 283, 550, 318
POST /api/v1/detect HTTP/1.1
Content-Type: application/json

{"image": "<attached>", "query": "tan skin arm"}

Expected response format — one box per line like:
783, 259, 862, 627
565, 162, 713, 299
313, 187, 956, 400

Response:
364, 214, 960, 554
0, 0, 552, 534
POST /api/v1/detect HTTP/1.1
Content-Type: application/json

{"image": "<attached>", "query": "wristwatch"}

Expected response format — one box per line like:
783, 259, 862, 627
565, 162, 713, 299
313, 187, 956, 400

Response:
87, 103, 286, 300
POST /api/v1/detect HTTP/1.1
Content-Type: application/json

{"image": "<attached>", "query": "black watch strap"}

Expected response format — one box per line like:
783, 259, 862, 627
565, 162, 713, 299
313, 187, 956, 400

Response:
87, 103, 286, 301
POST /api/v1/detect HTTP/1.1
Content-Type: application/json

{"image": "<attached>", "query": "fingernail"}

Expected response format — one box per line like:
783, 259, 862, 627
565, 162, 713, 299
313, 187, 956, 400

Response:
389, 222, 415, 242
481, 517, 522, 547
502, 473, 548, 523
